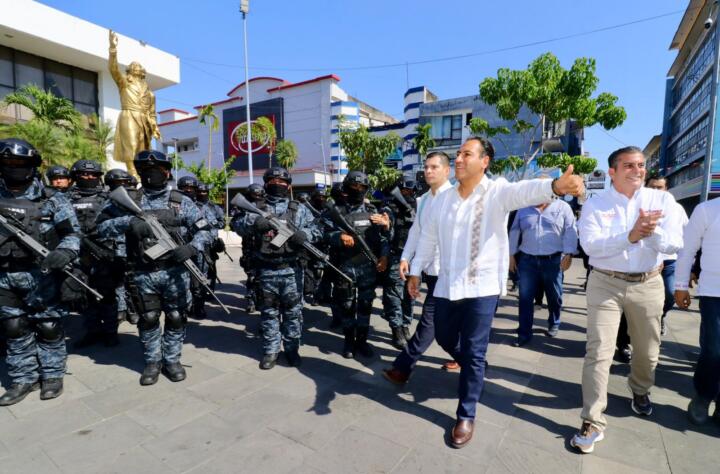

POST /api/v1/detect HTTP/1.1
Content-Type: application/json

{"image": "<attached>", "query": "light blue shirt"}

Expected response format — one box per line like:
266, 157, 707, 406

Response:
509, 199, 578, 256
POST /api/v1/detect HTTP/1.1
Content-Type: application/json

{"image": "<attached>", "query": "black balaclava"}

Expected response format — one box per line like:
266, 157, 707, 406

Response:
265, 182, 289, 198
1, 165, 35, 185
197, 192, 209, 203
180, 187, 197, 201
346, 186, 367, 205
140, 167, 168, 190
77, 176, 102, 190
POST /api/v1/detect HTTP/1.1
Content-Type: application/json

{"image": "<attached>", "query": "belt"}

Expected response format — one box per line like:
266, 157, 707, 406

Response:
523, 252, 562, 260
593, 267, 662, 283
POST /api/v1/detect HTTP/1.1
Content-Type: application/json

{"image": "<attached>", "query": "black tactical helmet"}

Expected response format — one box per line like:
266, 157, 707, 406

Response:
177, 175, 199, 188
46, 165, 71, 181
70, 159, 103, 180
263, 166, 291, 185
133, 150, 172, 170
197, 183, 210, 193
0, 138, 42, 167
246, 183, 265, 200
128, 174, 139, 186
296, 191, 311, 202
104, 168, 132, 186
342, 170, 369, 190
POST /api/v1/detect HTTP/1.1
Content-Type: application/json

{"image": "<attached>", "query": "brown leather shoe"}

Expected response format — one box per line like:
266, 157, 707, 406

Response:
442, 360, 460, 371
382, 368, 409, 385
450, 419, 474, 448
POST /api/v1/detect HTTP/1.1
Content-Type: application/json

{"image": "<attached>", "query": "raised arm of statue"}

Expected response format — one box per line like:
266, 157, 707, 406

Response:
108, 30, 126, 88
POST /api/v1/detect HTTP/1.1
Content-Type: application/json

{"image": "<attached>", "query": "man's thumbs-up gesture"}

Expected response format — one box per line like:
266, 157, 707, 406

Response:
551, 165, 585, 196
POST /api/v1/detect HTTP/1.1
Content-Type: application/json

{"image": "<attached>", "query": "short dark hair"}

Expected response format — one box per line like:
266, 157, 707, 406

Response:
645, 175, 666, 186
608, 146, 644, 169
425, 151, 450, 167
464, 136, 495, 160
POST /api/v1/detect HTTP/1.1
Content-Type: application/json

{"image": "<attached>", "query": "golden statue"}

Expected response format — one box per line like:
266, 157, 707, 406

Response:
108, 30, 161, 176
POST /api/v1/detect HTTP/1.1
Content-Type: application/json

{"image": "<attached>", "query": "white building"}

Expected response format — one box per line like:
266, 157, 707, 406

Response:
0, 0, 179, 169
158, 75, 398, 191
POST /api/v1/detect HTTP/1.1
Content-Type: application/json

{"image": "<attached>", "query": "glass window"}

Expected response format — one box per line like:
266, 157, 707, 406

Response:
0, 46, 13, 87
14, 51, 43, 89
73, 68, 96, 106
74, 102, 96, 116
0, 85, 13, 100
45, 60, 72, 100
451, 114, 462, 139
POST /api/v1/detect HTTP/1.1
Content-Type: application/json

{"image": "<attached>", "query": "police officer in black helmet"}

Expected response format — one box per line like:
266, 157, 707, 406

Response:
233, 183, 266, 313
324, 170, 390, 359
104, 168, 135, 191
0, 138, 82, 405
45, 165, 72, 193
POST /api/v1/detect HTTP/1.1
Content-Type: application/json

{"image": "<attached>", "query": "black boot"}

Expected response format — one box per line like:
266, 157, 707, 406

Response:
284, 349, 302, 367
140, 361, 161, 386
342, 328, 355, 359
192, 302, 207, 320
391, 327, 408, 349
402, 325, 412, 342
40, 378, 63, 400
162, 362, 187, 382
355, 327, 374, 358
260, 353, 278, 370
330, 314, 342, 329
0, 382, 39, 406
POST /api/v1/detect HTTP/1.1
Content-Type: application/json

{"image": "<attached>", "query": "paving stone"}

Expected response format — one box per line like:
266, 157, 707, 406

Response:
493, 437, 580, 474
305, 426, 409, 473
0, 449, 61, 473
267, 399, 360, 450
587, 423, 671, 473
0, 398, 101, 449
140, 413, 241, 472
81, 378, 175, 418
86, 445, 176, 474
125, 391, 218, 436
391, 442, 487, 474
660, 424, 720, 474
581, 455, 659, 474
187, 428, 313, 474
42, 415, 154, 474
5, 375, 93, 418
187, 369, 267, 405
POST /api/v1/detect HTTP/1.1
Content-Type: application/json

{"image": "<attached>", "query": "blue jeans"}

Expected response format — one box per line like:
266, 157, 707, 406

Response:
393, 275, 439, 374
661, 259, 676, 318
434, 294, 499, 420
517, 252, 563, 341
695, 297, 720, 402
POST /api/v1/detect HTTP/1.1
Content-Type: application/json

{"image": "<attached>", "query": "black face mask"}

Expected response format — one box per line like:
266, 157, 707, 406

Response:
1, 166, 34, 184
77, 177, 101, 189
346, 188, 366, 205
266, 183, 288, 198
197, 194, 209, 203
180, 188, 197, 201
140, 168, 168, 190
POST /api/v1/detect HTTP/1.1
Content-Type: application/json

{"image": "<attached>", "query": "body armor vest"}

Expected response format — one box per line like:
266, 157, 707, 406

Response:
70, 190, 107, 234
255, 200, 299, 262
337, 203, 380, 260
387, 201, 414, 254
0, 197, 58, 265
128, 189, 185, 264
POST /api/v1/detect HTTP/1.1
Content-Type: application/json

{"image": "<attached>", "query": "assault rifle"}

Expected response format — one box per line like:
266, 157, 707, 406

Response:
296, 195, 321, 218
0, 214, 103, 300
108, 186, 230, 314
323, 202, 378, 265
230, 193, 353, 285
389, 187, 416, 220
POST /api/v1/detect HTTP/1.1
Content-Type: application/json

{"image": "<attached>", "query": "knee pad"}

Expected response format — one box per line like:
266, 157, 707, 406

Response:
1, 316, 31, 339
35, 319, 63, 342
138, 310, 161, 330
136, 293, 162, 315
164, 310, 186, 330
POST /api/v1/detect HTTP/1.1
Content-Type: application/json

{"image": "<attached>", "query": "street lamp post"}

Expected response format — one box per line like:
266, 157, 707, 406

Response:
172, 137, 179, 186
240, 0, 253, 185
315, 140, 329, 188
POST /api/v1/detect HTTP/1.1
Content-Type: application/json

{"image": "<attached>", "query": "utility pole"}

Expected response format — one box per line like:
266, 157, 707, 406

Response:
240, 0, 253, 185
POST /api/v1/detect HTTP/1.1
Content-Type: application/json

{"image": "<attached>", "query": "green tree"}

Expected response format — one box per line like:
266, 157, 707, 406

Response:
198, 104, 220, 171
233, 116, 277, 168
275, 139, 298, 171
182, 155, 237, 204
536, 153, 597, 174
338, 121, 402, 190
412, 123, 435, 159
1, 84, 82, 131
479, 52, 626, 177
0, 120, 65, 169
86, 114, 114, 165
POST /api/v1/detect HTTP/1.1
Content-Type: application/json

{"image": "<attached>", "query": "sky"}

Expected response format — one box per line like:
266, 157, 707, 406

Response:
40, 0, 687, 170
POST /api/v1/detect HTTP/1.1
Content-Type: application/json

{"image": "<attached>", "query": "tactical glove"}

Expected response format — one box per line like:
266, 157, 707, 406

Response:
129, 217, 153, 239
289, 230, 308, 246
41, 248, 75, 273
254, 216, 273, 232
170, 244, 197, 263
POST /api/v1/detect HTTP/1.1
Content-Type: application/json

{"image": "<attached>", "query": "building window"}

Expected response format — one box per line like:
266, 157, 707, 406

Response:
668, 160, 704, 188
667, 115, 709, 167
0, 45, 98, 115
671, 74, 712, 137
673, 28, 716, 107
428, 114, 463, 140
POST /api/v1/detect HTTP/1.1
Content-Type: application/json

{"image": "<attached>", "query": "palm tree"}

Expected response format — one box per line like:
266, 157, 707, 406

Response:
2, 84, 81, 131
87, 114, 114, 166
198, 104, 220, 171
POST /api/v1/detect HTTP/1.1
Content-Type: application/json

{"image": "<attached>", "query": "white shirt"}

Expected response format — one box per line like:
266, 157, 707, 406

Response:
400, 181, 453, 276
660, 200, 689, 260
578, 186, 684, 273
410, 175, 555, 300
674, 197, 720, 296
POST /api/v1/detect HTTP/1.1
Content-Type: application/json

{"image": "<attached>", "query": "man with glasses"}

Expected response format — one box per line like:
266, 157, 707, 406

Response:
97, 150, 211, 385
0, 138, 81, 405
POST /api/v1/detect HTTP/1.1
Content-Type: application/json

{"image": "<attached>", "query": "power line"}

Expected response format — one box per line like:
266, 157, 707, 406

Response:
182, 9, 686, 73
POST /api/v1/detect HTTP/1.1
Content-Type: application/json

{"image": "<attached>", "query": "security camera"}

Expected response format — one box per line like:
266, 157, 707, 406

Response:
707, 1, 719, 29
706, 17, 713, 29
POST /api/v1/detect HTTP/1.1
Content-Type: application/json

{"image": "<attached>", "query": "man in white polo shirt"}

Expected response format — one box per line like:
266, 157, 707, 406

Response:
571, 146, 684, 454
407, 137, 584, 448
